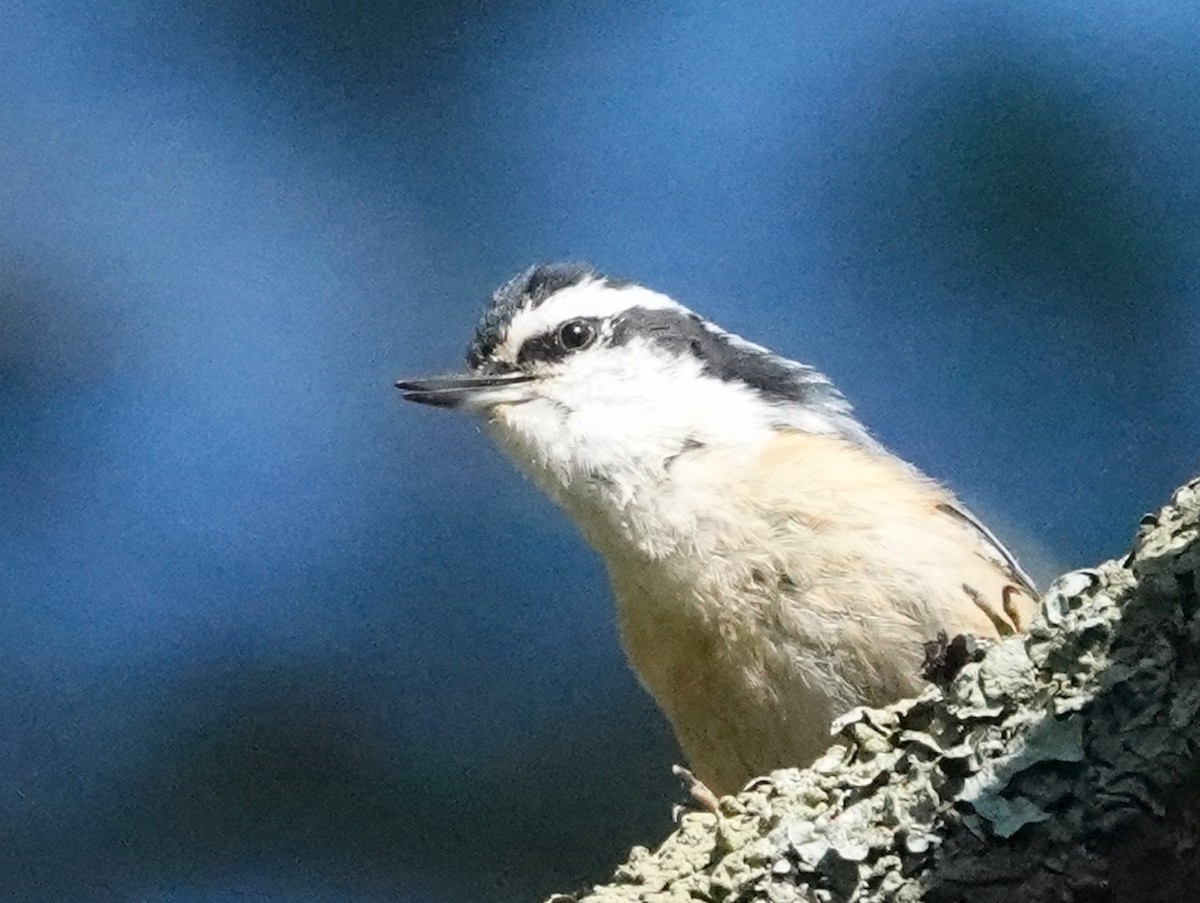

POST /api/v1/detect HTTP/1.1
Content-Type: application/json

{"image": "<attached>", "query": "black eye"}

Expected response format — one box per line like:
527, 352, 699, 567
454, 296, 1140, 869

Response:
557, 318, 596, 351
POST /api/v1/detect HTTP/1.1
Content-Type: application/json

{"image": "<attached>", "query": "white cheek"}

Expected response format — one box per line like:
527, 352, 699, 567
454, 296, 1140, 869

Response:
560, 348, 776, 448
488, 344, 779, 492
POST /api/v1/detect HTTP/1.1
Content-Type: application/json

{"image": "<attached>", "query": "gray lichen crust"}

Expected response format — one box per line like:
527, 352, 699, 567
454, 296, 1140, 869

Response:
547, 478, 1200, 903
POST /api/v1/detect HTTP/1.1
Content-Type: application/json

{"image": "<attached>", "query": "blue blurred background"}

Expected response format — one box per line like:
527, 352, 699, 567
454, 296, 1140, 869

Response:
2, 2, 1197, 901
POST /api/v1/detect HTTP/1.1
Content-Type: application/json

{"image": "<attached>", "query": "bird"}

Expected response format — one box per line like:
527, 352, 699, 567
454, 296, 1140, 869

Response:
396, 263, 1038, 798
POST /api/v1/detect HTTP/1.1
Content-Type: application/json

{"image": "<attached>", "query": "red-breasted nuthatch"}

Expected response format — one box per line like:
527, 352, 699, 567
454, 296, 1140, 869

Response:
397, 263, 1037, 797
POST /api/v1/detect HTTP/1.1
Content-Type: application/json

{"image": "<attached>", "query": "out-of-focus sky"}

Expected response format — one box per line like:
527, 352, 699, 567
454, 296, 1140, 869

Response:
1, 2, 1196, 901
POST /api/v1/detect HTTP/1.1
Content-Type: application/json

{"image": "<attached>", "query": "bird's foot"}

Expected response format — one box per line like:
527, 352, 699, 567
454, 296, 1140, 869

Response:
671, 764, 720, 819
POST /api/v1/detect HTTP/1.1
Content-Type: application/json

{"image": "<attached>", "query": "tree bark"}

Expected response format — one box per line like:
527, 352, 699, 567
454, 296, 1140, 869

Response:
547, 478, 1200, 903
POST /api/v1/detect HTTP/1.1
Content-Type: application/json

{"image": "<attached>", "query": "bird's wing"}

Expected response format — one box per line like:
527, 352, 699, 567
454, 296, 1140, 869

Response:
936, 499, 1038, 597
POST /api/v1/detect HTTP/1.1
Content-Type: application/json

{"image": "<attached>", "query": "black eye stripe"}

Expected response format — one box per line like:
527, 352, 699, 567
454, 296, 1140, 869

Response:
610, 307, 833, 406
516, 318, 600, 365
516, 332, 565, 366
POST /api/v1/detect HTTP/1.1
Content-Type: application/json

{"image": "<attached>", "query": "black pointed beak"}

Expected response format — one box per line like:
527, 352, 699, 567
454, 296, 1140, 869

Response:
394, 372, 536, 408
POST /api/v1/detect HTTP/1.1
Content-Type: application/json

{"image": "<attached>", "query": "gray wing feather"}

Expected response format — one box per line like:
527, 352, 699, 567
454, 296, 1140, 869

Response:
936, 500, 1038, 596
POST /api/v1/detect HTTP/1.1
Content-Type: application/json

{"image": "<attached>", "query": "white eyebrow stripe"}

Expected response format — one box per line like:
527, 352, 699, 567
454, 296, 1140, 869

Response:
499, 279, 686, 359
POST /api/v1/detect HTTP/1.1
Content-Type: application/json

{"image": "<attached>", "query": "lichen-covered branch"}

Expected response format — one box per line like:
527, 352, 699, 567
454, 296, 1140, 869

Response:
548, 478, 1200, 903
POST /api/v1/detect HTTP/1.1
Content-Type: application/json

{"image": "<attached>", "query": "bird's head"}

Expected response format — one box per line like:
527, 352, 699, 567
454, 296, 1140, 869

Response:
397, 263, 873, 492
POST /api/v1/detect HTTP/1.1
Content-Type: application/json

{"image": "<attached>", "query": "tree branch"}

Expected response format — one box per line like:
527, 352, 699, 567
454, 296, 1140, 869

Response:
547, 478, 1200, 903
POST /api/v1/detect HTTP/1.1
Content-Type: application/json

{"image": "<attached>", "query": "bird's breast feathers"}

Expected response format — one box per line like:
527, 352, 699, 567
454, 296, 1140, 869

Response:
573, 430, 1036, 793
